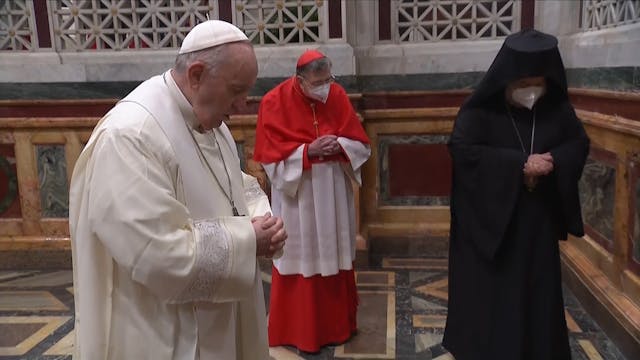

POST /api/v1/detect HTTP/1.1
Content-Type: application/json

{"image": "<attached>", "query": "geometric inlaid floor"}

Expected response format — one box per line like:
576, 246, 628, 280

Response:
0, 271, 74, 360
0, 259, 628, 359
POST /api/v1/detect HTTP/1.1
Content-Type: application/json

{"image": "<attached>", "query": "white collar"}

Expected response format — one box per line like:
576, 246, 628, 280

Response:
162, 69, 199, 129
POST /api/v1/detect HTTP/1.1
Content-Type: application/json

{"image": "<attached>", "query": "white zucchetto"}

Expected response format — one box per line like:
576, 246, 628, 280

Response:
179, 20, 248, 54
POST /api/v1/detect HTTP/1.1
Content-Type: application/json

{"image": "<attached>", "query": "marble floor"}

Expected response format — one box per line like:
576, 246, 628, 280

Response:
0, 257, 628, 360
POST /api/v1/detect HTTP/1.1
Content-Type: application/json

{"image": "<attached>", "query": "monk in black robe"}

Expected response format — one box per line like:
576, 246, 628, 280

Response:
442, 29, 590, 360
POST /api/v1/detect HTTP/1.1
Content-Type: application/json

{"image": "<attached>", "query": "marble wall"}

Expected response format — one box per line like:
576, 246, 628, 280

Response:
634, 176, 640, 264
0, 143, 20, 218
1, 3, 638, 95
566, 67, 640, 92
1, 66, 637, 102
36, 146, 68, 218
632, 156, 640, 269
379, 135, 451, 206
564, 109, 640, 359
579, 156, 616, 248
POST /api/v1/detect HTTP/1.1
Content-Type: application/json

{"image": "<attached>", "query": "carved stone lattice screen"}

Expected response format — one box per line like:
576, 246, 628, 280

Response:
0, 0, 38, 51
47, 0, 219, 51
232, 0, 327, 45
581, 0, 640, 31
391, 0, 520, 42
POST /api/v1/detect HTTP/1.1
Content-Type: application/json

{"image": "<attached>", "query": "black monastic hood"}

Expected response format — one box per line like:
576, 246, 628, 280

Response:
462, 29, 569, 110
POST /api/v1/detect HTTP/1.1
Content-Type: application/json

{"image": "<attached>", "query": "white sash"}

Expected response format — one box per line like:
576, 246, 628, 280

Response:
118, 74, 247, 219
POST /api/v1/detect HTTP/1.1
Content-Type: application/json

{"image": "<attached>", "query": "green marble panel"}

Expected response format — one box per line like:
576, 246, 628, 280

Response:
1, 67, 637, 99
351, 72, 483, 92
0, 81, 140, 100
579, 158, 615, 245
633, 177, 640, 264
37, 145, 69, 218
566, 67, 639, 91
0, 145, 19, 217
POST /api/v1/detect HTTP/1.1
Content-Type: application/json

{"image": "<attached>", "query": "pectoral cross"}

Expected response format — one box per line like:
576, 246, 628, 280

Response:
310, 103, 319, 137
524, 176, 537, 192
231, 201, 241, 216
309, 103, 323, 160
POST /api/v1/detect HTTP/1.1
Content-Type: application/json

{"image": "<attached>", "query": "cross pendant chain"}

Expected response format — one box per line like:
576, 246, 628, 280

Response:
310, 103, 320, 138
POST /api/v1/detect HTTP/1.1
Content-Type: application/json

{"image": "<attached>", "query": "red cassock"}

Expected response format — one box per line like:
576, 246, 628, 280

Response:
254, 77, 369, 353
253, 77, 369, 166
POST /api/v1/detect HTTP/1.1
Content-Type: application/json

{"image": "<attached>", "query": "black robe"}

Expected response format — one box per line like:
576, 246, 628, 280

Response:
442, 30, 590, 360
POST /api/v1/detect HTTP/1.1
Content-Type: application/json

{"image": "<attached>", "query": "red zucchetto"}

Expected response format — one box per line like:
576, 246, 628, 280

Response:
296, 50, 326, 68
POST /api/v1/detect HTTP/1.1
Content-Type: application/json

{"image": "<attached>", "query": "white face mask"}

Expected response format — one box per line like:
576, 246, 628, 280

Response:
511, 86, 545, 110
307, 83, 331, 103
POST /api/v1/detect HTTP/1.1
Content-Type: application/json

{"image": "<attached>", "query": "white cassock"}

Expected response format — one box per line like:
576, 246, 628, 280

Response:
263, 142, 370, 277
69, 70, 270, 360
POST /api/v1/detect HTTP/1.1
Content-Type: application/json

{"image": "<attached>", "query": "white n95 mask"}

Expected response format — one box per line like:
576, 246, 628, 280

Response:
308, 83, 331, 103
511, 86, 545, 110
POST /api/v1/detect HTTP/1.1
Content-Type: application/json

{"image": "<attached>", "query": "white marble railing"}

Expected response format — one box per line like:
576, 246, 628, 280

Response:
4, 1, 640, 52
233, 0, 330, 45
0, 0, 333, 51
0, 0, 38, 51
47, 0, 218, 51
390, 0, 520, 43
2, 1, 639, 80
581, 0, 640, 31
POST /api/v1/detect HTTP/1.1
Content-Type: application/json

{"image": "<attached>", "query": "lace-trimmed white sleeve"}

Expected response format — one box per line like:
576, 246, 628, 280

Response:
244, 173, 266, 203
170, 219, 231, 303
243, 172, 271, 218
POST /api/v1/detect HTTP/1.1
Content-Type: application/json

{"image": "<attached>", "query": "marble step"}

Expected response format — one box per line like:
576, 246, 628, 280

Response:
0, 236, 71, 270
369, 236, 449, 257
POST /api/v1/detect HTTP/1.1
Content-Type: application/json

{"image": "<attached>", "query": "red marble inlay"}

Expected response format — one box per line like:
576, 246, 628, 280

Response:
589, 146, 617, 166
0, 89, 637, 120
231, 97, 360, 116
218, 0, 233, 23
0, 144, 21, 218
328, 0, 343, 39
388, 143, 451, 197
521, 0, 535, 30
33, 0, 52, 48
570, 91, 640, 122
15, 88, 640, 119
361, 91, 469, 110
628, 154, 640, 275
0, 102, 115, 118
378, 0, 391, 41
